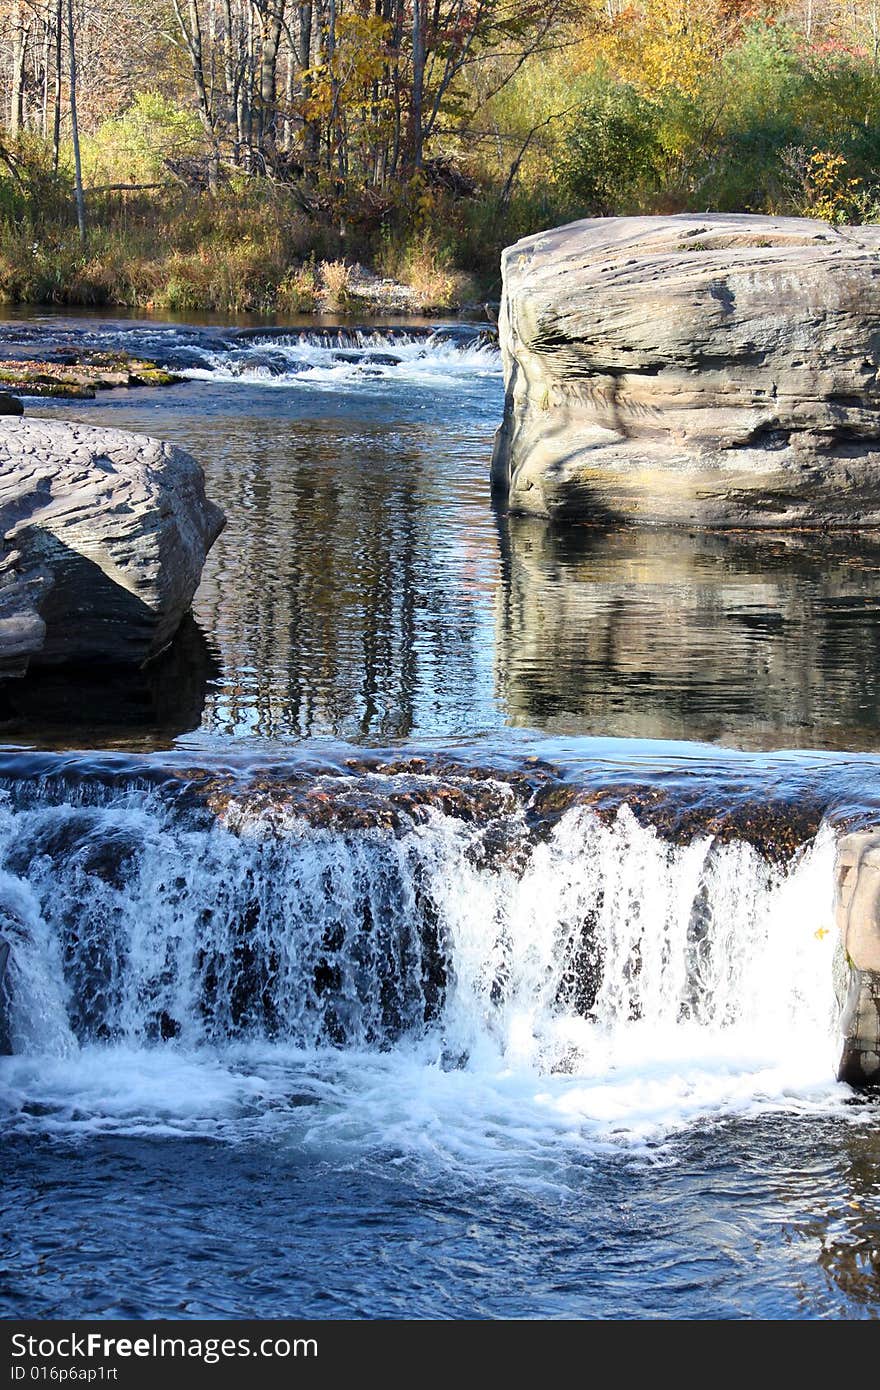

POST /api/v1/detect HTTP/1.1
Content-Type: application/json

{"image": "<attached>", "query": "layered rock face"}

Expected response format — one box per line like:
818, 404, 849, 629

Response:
492, 214, 880, 525
0, 418, 225, 676
836, 832, 880, 1085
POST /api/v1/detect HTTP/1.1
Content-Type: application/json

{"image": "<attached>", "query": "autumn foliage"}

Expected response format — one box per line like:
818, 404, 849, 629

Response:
1, 0, 880, 310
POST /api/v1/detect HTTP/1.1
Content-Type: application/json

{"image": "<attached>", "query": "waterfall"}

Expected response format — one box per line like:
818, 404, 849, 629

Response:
178, 328, 502, 389
0, 781, 838, 1075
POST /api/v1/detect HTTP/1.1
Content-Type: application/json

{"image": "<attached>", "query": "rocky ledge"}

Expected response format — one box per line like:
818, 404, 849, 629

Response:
492, 213, 880, 526
0, 418, 225, 678
0, 349, 182, 401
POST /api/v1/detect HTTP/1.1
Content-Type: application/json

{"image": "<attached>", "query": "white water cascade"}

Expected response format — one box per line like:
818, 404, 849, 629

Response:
0, 782, 845, 1163
180, 329, 502, 391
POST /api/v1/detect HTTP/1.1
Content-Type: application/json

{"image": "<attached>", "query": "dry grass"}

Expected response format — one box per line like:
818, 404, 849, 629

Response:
0, 187, 343, 314
319, 259, 352, 309
0, 179, 504, 314
378, 231, 476, 312
277, 260, 321, 313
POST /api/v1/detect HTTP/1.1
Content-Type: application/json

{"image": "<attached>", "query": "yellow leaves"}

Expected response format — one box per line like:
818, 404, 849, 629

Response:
335, 13, 392, 84
295, 13, 394, 131
803, 149, 866, 224
299, 65, 335, 123
585, 0, 743, 98
300, 13, 392, 107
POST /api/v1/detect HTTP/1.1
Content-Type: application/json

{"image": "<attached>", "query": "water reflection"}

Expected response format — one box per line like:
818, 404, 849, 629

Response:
189, 412, 498, 741
496, 520, 880, 751
0, 616, 219, 746
14, 323, 880, 753
815, 1119, 880, 1309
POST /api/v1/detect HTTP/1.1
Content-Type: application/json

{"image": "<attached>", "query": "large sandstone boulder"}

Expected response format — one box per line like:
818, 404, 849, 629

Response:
492, 213, 880, 525
836, 831, 880, 1086
0, 418, 224, 675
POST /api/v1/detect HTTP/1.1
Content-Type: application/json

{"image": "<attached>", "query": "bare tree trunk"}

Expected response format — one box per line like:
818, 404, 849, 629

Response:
298, 3, 319, 177
42, 15, 51, 138
52, 0, 63, 171
172, 0, 222, 188
410, 0, 425, 170
67, 0, 86, 243
222, 0, 240, 158
283, 42, 293, 149
10, 2, 28, 137
242, 0, 255, 170
257, 0, 284, 157
326, 0, 338, 175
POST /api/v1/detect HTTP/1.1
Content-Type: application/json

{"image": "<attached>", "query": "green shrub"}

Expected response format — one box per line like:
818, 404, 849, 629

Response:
558, 78, 663, 215
82, 93, 203, 187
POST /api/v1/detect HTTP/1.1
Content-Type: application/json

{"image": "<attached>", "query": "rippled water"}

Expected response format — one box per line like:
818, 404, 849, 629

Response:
4, 1111, 879, 1319
5, 314, 880, 751
1, 312, 879, 1321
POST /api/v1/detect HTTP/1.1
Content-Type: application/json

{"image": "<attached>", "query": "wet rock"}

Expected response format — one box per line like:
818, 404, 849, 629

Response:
836, 831, 880, 1085
0, 392, 23, 415
0, 550, 48, 679
0, 351, 182, 399
0, 418, 225, 672
492, 213, 880, 526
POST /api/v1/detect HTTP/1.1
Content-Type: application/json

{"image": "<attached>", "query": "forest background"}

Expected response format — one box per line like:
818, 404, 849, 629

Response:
1, 0, 879, 314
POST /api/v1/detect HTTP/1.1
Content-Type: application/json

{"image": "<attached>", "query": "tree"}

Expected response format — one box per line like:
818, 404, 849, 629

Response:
67, 0, 85, 237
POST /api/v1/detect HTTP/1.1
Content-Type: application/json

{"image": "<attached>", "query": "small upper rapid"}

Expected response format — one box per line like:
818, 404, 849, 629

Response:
0, 318, 501, 396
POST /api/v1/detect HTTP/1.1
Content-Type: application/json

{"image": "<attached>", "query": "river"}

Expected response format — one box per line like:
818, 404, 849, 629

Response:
0, 313, 878, 1319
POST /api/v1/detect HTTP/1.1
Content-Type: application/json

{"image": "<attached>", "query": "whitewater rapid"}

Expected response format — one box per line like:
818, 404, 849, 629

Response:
0, 779, 851, 1182
178, 330, 502, 392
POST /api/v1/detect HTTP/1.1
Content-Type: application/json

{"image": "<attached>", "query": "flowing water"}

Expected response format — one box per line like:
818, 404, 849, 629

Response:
1, 313, 879, 1319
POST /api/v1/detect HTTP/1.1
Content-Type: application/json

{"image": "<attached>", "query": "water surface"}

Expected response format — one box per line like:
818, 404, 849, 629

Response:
4, 315, 880, 752
1, 313, 879, 1321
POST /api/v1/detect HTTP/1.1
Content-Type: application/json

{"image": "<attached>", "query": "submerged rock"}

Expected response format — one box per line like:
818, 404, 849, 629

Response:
0, 418, 225, 673
836, 831, 880, 1086
492, 213, 880, 526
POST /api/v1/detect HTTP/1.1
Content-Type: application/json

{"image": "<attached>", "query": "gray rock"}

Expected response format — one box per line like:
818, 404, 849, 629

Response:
0, 417, 225, 673
492, 213, 880, 525
837, 832, 880, 973
0, 549, 48, 679
836, 831, 880, 1085
0, 393, 23, 416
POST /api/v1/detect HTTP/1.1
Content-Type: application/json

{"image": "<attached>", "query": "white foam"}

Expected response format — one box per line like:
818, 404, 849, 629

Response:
0, 795, 854, 1182
182, 333, 502, 392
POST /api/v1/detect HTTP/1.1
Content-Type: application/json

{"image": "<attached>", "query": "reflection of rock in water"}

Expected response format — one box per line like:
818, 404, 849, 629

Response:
813, 1123, 880, 1309
496, 519, 880, 750
0, 615, 219, 742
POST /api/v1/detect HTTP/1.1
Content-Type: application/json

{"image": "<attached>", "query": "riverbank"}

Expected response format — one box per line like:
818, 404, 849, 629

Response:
0, 185, 512, 318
